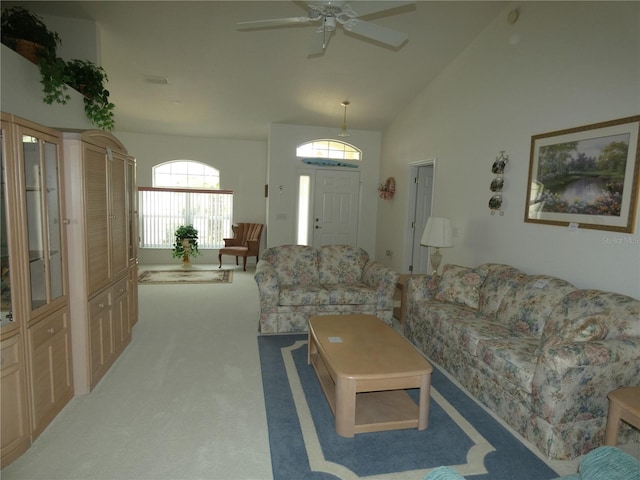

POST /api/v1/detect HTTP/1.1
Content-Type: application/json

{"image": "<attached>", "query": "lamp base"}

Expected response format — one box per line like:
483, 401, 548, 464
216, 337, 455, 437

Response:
430, 247, 442, 275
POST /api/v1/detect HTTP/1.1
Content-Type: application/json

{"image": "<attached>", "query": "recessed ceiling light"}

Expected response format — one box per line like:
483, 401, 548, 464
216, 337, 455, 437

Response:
144, 75, 169, 85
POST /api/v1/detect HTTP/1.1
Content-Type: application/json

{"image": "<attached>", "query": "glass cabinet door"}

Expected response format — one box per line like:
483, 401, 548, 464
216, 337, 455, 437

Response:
0, 128, 13, 326
22, 133, 65, 314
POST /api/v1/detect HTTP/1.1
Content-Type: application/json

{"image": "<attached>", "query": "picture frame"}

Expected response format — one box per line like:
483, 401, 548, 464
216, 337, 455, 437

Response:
525, 115, 640, 233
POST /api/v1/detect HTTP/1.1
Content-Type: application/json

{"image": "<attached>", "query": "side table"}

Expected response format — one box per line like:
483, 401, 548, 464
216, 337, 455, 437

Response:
604, 386, 640, 445
394, 274, 412, 324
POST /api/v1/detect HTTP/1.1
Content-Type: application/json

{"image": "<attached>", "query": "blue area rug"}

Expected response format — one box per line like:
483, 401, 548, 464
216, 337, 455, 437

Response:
258, 334, 560, 480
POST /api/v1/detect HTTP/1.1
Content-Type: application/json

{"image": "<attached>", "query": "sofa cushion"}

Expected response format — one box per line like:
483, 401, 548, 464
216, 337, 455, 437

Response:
318, 245, 369, 285
279, 285, 329, 305
496, 275, 576, 337
261, 245, 318, 286
477, 337, 539, 393
436, 311, 516, 356
539, 289, 639, 352
478, 264, 527, 320
434, 264, 489, 309
323, 283, 377, 305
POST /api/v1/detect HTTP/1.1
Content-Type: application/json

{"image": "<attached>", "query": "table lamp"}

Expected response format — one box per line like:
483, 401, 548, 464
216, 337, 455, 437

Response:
420, 216, 453, 275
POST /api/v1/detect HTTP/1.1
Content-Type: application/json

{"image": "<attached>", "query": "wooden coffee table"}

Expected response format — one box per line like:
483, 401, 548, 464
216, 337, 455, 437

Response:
307, 314, 433, 437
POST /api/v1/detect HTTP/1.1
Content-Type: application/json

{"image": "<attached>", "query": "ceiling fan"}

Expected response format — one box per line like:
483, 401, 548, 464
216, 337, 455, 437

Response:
237, 1, 415, 56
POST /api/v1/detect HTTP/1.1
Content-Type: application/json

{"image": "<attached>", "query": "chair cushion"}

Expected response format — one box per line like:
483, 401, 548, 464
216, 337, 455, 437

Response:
318, 245, 369, 285
279, 285, 329, 305
322, 283, 377, 305
261, 245, 319, 286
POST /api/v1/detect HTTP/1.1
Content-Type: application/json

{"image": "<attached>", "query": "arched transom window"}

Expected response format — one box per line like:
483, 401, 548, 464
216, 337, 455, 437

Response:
153, 160, 220, 188
296, 139, 361, 161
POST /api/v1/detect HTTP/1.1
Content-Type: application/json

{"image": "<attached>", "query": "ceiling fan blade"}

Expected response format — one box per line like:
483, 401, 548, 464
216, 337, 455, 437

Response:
236, 16, 314, 29
344, 1, 415, 18
308, 28, 332, 56
343, 19, 408, 47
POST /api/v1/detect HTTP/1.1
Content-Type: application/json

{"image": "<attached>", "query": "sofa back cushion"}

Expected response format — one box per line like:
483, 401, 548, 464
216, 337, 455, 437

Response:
496, 275, 576, 336
541, 290, 640, 349
318, 245, 369, 285
478, 264, 527, 320
434, 264, 489, 309
260, 245, 319, 285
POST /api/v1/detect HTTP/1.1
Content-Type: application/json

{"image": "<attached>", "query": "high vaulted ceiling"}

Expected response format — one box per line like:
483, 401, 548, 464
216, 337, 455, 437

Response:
8, 1, 506, 140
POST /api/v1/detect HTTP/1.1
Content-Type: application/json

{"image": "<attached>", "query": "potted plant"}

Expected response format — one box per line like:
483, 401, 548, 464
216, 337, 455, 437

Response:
1, 7, 70, 106
65, 59, 115, 131
1, 6, 61, 63
172, 225, 200, 265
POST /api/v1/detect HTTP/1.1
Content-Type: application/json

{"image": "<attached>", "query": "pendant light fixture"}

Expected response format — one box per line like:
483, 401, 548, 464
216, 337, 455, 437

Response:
338, 100, 350, 137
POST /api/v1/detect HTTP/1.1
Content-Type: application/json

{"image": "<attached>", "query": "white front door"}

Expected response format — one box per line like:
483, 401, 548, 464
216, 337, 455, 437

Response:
313, 169, 360, 246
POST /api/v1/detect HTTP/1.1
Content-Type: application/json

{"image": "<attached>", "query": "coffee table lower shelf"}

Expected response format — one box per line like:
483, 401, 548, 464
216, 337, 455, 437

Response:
310, 351, 421, 435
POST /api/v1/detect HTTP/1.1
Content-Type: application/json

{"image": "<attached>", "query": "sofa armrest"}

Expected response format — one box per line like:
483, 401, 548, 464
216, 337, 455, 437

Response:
533, 338, 640, 423
405, 275, 439, 323
254, 260, 280, 307
361, 262, 399, 310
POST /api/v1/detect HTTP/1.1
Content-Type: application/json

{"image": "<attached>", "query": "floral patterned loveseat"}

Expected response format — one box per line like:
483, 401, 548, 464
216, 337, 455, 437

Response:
405, 263, 640, 460
254, 244, 398, 334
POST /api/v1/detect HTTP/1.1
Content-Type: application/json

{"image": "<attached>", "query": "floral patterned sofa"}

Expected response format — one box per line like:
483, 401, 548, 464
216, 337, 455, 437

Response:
254, 244, 398, 334
405, 263, 640, 460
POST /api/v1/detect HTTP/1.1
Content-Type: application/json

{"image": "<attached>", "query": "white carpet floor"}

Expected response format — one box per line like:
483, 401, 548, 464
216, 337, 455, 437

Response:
3, 263, 612, 479
3, 265, 272, 480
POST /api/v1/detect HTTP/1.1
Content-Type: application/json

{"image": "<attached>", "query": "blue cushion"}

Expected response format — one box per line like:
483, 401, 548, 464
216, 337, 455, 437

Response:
424, 466, 466, 480
579, 446, 640, 480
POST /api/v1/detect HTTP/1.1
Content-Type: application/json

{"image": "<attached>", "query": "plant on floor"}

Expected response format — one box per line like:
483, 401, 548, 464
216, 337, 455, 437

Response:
172, 225, 200, 264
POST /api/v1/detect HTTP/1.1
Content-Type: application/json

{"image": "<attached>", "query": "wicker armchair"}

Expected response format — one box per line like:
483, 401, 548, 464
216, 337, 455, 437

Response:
218, 223, 264, 271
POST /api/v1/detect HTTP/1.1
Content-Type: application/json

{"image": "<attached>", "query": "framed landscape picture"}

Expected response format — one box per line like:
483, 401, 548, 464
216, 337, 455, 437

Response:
525, 116, 640, 233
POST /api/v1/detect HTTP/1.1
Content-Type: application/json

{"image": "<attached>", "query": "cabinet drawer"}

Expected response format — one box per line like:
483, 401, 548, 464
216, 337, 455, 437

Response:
0, 337, 20, 370
29, 314, 67, 351
112, 277, 128, 301
89, 291, 111, 318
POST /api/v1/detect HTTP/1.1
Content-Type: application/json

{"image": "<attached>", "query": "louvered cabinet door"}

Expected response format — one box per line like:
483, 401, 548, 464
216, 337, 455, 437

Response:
83, 143, 110, 295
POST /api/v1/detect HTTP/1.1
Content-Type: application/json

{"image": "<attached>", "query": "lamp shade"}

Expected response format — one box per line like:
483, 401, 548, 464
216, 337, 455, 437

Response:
420, 216, 453, 248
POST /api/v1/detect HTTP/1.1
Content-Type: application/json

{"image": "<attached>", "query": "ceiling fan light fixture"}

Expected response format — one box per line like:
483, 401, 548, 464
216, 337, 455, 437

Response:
338, 100, 351, 137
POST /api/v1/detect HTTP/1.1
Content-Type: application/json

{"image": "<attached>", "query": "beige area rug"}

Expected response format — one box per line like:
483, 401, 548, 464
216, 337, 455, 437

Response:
138, 269, 232, 284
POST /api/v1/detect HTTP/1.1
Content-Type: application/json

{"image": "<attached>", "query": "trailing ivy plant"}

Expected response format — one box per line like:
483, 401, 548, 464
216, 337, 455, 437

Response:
65, 59, 115, 131
1, 7, 69, 106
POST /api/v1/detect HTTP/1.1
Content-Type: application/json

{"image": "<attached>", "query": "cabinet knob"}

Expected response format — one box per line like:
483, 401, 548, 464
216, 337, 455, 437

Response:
47, 328, 55, 334
98, 303, 105, 308
62, 219, 71, 224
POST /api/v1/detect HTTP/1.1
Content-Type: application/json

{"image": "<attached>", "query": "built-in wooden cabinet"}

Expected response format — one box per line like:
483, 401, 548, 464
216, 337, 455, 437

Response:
63, 130, 137, 394
0, 115, 138, 468
0, 334, 30, 468
0, 113, 74, 467
26, 308, 73, 439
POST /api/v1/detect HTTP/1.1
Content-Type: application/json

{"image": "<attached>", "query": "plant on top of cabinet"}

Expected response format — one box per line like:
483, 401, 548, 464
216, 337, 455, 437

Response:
172, 225, 200, 264
1, 7, 70, 105
1, 6, 61, 62
64, 60, 115, 131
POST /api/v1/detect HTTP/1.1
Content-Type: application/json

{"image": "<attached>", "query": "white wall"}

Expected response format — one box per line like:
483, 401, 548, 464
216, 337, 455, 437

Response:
267, 123, 382, 257
1, 45, 93, 130
379, 2, 640, 298
115, 131, 267, 266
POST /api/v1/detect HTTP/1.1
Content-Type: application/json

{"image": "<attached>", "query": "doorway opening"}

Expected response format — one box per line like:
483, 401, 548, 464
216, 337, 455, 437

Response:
405, 159, 436, 274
